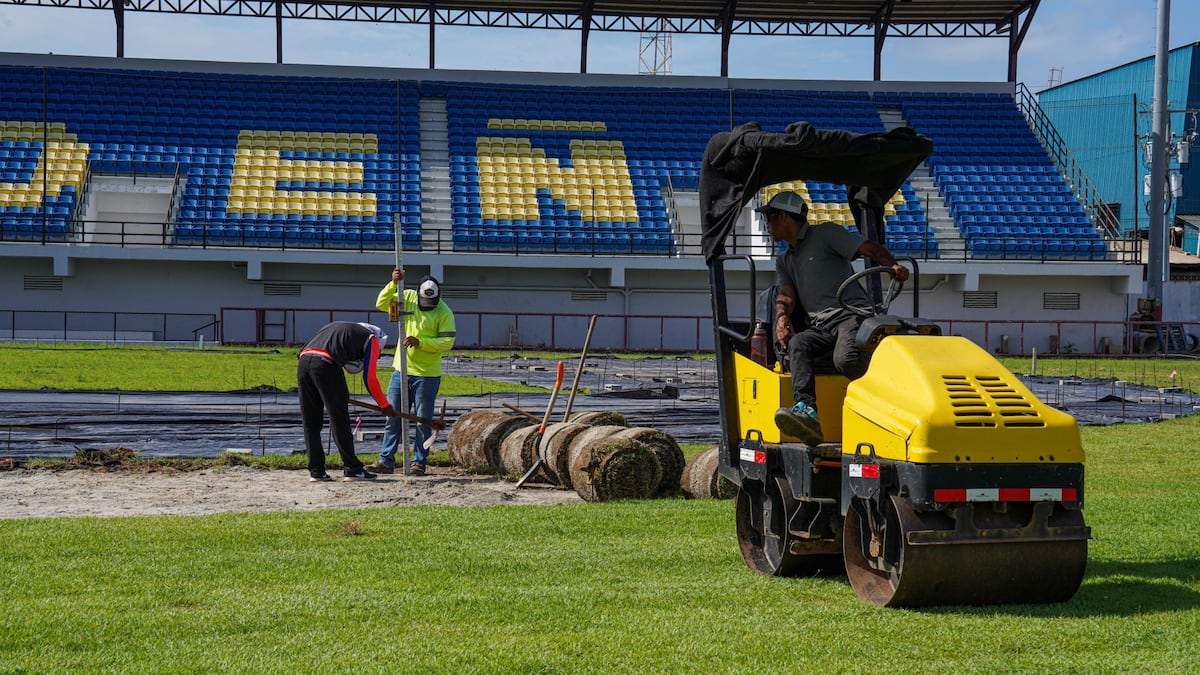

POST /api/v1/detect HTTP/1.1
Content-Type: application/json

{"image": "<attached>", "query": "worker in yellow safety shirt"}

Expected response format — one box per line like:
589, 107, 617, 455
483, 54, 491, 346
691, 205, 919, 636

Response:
367, 268, 456, 476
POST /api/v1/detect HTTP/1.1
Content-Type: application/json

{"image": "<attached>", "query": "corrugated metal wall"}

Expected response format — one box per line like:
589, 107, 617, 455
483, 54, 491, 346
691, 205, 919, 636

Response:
1037, 43, 1200, 234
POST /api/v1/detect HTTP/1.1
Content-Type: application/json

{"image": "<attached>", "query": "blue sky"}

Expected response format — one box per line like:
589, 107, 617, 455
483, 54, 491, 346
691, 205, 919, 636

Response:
1, 0, 1198, 90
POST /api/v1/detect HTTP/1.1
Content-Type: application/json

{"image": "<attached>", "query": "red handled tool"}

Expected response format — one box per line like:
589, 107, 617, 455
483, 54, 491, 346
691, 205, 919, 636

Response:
515, 360, 564, 488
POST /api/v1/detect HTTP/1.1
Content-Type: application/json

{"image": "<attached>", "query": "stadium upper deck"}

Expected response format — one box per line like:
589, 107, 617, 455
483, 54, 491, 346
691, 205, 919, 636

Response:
1, 57, 1112, 262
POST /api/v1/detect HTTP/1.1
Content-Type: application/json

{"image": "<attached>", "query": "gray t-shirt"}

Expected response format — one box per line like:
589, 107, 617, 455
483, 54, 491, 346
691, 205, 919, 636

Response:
775, 221, 869, 324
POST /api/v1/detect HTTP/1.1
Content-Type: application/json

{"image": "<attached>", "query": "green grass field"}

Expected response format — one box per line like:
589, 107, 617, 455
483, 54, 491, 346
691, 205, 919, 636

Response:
1, 345, 1199, 670
0, 342, 546, 396
2, 415, 1199, 671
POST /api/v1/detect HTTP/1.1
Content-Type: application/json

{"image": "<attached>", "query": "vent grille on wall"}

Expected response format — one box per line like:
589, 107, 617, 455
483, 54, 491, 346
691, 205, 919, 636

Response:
1043, 292, 1080, 310
441, 289, 478, 300
263, 283, 301, 296
571, 290, 607, 302
962, 291, 997, 309
23, 276, 63, 291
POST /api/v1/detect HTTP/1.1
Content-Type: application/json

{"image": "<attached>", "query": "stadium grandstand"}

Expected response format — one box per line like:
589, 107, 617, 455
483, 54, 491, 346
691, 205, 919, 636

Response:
0, 0, 1176, 354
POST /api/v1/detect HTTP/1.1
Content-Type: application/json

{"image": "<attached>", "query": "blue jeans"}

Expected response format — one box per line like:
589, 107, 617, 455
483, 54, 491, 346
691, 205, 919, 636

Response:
379, 371, 441, 466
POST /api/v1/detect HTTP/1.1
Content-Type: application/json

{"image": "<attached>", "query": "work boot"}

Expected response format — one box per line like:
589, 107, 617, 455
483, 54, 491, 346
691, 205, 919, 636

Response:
366, 461, 394, 474
775, 402, 823, 447
408, 463, 426, 476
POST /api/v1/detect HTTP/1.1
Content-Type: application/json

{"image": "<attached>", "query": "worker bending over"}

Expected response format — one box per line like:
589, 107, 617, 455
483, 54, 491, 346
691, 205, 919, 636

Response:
297, 321, 393, 482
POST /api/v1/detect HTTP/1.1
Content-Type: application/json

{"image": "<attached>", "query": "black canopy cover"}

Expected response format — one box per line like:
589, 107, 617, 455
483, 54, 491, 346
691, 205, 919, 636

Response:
699, 122, 934, 264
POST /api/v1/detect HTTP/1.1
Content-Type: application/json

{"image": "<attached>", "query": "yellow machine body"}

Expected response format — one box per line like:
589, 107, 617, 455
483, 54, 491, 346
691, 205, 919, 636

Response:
733, 352, 847, 444
842, 335, 1083, 464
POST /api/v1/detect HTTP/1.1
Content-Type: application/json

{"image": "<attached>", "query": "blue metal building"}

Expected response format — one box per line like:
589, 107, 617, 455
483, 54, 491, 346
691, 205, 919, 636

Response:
1038, 42, 1200, 254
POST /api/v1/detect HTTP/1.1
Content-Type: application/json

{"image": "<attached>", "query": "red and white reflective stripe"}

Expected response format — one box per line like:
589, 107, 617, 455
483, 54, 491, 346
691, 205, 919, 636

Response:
849, 463, 879, 479
739, 448, 767, 464
933, 487, 1078, 503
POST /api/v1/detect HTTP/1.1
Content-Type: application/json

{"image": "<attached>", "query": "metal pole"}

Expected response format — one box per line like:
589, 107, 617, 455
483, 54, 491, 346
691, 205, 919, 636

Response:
1147, 0, 1170, 314
560, 314, 598, 423
394, 215, 411, 475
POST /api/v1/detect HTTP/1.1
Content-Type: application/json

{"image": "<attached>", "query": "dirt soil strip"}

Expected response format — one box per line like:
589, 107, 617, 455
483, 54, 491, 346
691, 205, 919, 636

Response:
0, 465, 581, 520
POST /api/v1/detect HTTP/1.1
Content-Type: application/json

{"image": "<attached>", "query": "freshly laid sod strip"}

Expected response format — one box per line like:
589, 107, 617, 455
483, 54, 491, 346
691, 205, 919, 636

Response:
2, 416, 1199, 671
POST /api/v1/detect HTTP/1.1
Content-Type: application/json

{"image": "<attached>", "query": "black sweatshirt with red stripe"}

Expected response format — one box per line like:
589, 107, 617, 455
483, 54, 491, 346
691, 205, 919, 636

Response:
299, 321, 391, 411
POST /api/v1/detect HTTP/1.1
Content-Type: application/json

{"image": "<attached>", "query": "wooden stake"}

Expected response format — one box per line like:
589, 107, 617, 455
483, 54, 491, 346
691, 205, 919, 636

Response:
560, 314, 597, 424
501, 402, 542, 422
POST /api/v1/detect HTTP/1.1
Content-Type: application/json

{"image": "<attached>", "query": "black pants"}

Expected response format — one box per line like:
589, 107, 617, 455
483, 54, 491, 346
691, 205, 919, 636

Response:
787, 314, 866, 410
297, 355, 364, 476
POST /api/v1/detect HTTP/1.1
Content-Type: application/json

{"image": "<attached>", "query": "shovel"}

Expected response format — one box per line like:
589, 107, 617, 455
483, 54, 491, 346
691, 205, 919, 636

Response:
349, 398, 446, 451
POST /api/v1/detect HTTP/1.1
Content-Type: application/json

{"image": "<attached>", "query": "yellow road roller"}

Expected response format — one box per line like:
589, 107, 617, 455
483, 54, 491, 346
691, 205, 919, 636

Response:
700, 122, 1089, 607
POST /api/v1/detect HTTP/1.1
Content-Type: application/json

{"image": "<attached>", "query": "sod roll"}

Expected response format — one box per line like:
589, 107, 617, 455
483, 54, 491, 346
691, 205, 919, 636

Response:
609, 426, 684, 496
498, 424, 541, 477
567, 425, 662, 502
539, 421, 589, 487
447, 409, 536, 472
681, 446, 737, 499
568, 410, 628, 427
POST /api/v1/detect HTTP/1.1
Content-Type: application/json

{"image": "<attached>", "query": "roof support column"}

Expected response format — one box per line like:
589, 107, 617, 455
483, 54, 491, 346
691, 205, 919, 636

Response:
1007, 0, 1039, 82
871, 0, 896, 81
275, 2, 284, 64
873, 25, 884, 80
719, 0, 737, 77
113, 0, 125, 58
429, 6, 436, 68
580, 0, 595, 73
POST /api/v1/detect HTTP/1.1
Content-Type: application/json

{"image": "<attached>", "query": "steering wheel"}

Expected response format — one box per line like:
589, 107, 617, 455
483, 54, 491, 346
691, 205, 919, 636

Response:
835, 265, 906, 319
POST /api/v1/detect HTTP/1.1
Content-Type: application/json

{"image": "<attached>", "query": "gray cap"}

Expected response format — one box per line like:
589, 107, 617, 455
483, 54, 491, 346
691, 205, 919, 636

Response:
754, 190, 809, 219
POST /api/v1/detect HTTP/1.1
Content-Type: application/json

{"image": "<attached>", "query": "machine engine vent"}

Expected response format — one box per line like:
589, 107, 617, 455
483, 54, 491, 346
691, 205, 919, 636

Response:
942, 374, 1045, 428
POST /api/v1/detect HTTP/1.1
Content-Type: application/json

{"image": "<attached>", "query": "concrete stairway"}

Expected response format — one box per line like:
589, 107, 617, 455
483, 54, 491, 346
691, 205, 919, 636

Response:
418, 98, 453, 249
878, 107, 967, 259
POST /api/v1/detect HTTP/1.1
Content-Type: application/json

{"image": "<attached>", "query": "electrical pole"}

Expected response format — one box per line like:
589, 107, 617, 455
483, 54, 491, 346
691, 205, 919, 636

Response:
1146, 0, 1170, 318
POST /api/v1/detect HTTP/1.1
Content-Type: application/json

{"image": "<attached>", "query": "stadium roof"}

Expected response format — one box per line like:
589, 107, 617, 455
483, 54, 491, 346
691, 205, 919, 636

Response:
0, 0, 1040, 79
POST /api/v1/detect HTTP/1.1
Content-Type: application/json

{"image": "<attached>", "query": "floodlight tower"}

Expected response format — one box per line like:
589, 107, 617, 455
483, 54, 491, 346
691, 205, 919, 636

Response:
638, 20, 673, 75
1047, 67, 1063, 88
